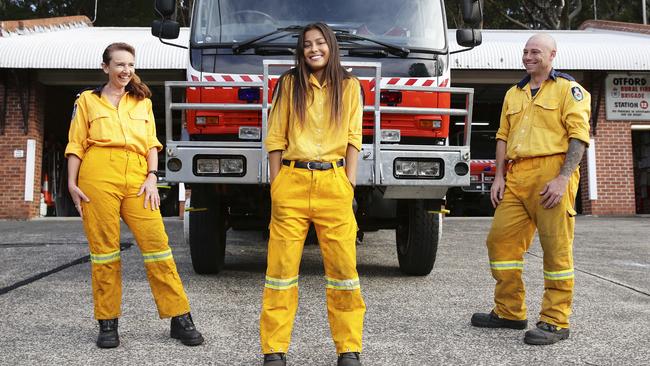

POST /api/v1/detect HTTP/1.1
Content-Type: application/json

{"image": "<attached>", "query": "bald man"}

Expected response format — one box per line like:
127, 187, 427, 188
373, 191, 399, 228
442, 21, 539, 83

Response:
471, 34, 591, 345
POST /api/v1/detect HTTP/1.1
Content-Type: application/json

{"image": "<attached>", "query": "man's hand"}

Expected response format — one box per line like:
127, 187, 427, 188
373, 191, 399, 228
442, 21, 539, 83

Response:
539, 175, 569, 209
68, 184, 90, 218
138, 174, 160, 210
490, 175, 506, 208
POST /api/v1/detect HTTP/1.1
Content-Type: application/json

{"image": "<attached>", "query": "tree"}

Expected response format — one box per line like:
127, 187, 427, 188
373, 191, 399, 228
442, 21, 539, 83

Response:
486, 0, 583, 30
445, 0, 648, 30
0, 0, 193, 27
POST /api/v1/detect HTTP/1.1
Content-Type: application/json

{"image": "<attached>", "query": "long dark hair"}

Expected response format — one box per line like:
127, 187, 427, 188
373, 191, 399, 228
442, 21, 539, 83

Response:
102, 42, 151, 100
277, 23, 352, 126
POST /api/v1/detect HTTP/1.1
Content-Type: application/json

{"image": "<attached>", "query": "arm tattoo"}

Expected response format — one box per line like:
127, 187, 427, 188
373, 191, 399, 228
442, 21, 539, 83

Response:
560, 139, 587, 178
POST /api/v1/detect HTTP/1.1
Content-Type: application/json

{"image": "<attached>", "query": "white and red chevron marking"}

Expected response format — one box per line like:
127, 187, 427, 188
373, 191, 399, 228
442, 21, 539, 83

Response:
471, 159, 496, 165
188, 73, 449, 90
361, 77, 448, 90
189, 73, 266, 83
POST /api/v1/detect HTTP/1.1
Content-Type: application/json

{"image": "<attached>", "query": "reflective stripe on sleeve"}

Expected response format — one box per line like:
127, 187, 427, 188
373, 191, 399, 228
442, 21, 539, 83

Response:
265, 275, 299, 290
90, 250, 121, 264
544, 269, 574, 280
142, 248, 173, 263
325, 277, 360, 291
490, 260, 524, 270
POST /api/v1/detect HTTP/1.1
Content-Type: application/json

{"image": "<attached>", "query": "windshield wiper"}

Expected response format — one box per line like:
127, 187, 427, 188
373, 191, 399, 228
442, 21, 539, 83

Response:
332, 29, 410, 58
232, 25, 303, 54
233, 25, 410, 58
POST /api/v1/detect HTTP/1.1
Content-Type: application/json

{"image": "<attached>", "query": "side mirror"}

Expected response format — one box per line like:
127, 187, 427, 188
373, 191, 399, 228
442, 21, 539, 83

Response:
456, 29, 482, 48
152, 19, 181, 40
155, 0, 176, 18
461, 0, 483, 27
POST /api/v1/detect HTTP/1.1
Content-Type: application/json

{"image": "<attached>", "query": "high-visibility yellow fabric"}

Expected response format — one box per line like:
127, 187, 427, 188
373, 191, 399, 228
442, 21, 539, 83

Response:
65, 89, 163, 160
265, 74, 363, 160
260, 162, 365, 354
486, 154, 578, 328
78, 147, 190, 320
496, 72, 591, 160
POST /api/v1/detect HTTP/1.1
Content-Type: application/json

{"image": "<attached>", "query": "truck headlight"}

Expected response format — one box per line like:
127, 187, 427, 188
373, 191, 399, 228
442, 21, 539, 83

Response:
239, 127, 261, 140
395, 160, 417, 176
196, 158, 219, 174
381, 129, 401, 142
220, 158, 244, 174
194, 155, 246, 176
394, 159, 442, 178
417, 161, 440, 177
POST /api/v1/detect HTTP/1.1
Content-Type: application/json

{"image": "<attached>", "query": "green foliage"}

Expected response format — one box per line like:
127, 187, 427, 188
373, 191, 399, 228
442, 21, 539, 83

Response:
445, 0, 648, 30
0, 0, 193, 27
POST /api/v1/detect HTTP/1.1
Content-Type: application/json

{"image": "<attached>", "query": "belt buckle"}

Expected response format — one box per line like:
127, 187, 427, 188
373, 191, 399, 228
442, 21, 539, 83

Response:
306, 161, 316, 170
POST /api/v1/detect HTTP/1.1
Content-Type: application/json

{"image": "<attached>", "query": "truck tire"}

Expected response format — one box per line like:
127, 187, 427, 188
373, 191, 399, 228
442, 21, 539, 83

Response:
187, 185, 227, 274
395, 200, 442, 276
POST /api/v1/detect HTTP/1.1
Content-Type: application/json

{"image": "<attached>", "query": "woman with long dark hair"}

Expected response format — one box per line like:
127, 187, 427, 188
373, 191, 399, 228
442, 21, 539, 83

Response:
260, 23, 365, 366
66, 42, 203, 348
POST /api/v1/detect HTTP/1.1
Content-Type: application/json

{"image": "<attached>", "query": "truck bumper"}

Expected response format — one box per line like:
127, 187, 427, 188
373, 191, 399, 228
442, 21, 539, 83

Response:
165, 142, 470, 200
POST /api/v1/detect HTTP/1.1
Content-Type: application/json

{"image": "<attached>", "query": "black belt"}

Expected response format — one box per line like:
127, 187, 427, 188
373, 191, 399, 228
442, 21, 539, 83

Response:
282, 159, 344, 170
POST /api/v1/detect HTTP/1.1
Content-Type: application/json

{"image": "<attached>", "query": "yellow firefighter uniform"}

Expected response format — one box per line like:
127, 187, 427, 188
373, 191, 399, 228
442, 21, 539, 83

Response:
65, 88, 190, 320
487, 70, 591, 329
260, 74, 366, 354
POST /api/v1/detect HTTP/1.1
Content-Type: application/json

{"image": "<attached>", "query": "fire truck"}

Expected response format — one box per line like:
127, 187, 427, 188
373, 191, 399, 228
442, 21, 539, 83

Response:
152, 0, 482, 275
447, 129, 497, 216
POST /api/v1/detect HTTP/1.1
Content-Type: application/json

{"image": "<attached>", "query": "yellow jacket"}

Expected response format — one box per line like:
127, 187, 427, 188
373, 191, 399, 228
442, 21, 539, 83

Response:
265, 73, 363, 162
65, 88, 162, 159
496, 70, 591, 160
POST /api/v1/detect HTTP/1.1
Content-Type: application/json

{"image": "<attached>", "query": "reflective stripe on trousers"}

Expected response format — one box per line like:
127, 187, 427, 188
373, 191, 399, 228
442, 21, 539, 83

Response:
79, 147, 190, 320
486, 154, 578, 328
260, 162, 366, 355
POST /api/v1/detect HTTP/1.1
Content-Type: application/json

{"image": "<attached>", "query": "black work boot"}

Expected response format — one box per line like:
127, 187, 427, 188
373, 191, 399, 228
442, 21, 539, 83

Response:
96, 319, 119, 348
263, 353, 286, 366
471, 310, 528, 330
524, 321, 570, 345
338, 352, 361, 366
170, 313, 204, 346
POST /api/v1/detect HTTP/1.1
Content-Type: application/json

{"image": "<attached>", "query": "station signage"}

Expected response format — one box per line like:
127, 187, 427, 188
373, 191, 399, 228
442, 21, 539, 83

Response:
606, 73, 650, 121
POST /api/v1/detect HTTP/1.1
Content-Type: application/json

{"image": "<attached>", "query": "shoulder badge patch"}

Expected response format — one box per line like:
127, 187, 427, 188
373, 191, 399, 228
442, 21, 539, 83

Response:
571, 86, 584, 101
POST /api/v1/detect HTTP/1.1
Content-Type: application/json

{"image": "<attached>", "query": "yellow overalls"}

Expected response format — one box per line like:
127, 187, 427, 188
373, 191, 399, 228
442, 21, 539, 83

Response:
260, 74, 366, 354
487, 71, 591, 329
65, 89, 190, 320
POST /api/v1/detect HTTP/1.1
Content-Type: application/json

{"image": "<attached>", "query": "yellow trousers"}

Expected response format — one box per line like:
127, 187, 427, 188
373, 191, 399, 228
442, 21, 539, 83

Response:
79, 147, 190, 320
260, 162, 366, 355
486, 154, 578, 329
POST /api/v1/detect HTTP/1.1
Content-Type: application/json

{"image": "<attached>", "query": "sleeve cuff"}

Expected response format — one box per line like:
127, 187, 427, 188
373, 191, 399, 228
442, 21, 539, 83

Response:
265, 141, 287, 153
149, 142, 163, 152
495, 132, 508, 142
568, 133, 590, 147
64, 145, 85, 160
348, 139, 362, 152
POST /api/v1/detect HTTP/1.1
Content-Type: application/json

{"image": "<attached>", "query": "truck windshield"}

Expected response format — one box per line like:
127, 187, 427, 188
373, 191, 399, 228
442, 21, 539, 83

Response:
192, 0, 447, 52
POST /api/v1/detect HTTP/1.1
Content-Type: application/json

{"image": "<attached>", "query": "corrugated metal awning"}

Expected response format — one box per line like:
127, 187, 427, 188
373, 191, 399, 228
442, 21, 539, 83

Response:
1, 26, 650, 71
449, 29, 650, 71
0, 27, 190, 69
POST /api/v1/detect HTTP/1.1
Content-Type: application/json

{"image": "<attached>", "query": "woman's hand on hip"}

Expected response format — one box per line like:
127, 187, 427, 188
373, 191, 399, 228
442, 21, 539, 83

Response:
138, 174, 160, 210
68, 183, 90, 218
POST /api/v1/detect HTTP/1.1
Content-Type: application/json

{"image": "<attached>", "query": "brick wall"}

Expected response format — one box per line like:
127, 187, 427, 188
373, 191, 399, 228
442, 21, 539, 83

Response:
0, 72, 44, 219
580, 91, 639, 215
